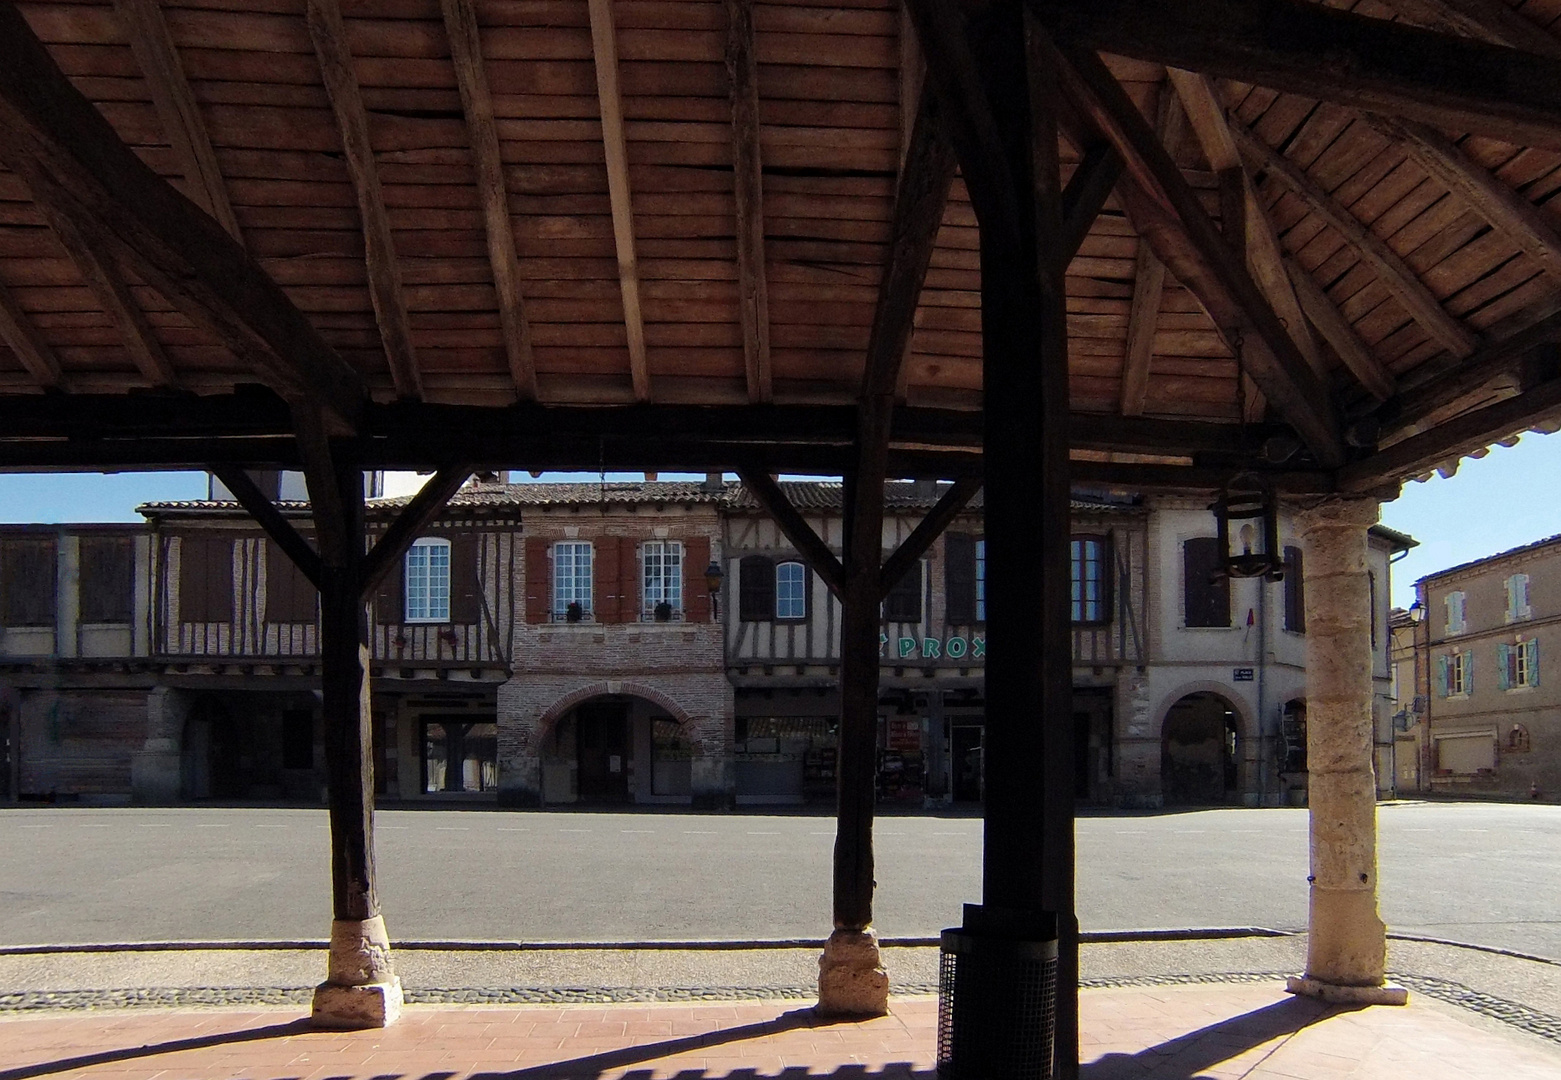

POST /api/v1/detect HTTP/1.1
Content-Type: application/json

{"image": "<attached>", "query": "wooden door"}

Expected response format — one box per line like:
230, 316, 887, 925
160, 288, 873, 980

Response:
576, 701, 629, 803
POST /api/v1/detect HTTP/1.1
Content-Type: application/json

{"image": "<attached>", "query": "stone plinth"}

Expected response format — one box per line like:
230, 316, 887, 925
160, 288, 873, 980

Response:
311, 915, 403, 1029
816, 927, 889, 1017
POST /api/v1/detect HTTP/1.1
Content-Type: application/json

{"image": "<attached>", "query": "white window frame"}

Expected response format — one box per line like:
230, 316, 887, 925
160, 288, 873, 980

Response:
1446, 590, 1467, 635
404, 537, 451, 623
975, 539, 987, 623
1505, 574, 1532, 623
552, 540, 594, 621
641, 540, 684, 620
775, 560, 807, 621
1448, 650, 1468, 696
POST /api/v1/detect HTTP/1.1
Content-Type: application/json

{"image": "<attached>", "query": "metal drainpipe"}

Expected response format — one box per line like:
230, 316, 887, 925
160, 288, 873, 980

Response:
1255, 572, 1268, 806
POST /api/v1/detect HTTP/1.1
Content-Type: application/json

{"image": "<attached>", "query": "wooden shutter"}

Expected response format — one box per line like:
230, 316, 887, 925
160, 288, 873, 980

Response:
945, 533, 976, 624
179, 535, 233, 623
1183, 536, 1230, 627
684, 535, 711, 622
739, 555, 774, 621
884, 562, 922, 622
79, 536, 134, 623
619, 536, 640, 622
1497, 643, 1512, 690
1463, 650, 1474, 695
374, 539, 403, 626
449, 533, 480, 624
0, 537, 56, 627
1436, 655, 1449, 697
1527, 639, 1540, 687
265, 538, 317, 623
1283, 545, 1305, 633
524, 537, 549, 624
596, 536, 620, 622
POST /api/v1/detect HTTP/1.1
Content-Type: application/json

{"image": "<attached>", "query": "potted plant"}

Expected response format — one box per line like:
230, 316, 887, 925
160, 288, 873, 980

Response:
654, 601, 673, 622
565, 601, 583, 623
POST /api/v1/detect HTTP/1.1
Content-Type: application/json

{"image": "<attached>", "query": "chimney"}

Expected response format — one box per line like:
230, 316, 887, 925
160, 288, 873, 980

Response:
702, 471, 725, 492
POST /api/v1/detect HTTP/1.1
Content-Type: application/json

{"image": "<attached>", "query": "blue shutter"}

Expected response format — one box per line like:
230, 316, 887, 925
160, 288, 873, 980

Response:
1436, 656, 1449, 697
1497, 643, 1511, 691
1528, 639, 1540, 687
1463, 650, 1474, 695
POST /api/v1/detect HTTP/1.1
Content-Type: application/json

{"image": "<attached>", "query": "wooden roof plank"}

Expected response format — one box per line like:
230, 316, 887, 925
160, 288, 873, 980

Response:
306, 0, 423, 402
724, 0, 771, 403
0, 276, 67, 389
1381, 0, 1561, 59
111, 0, 242, 243
441, 0, 538, 402
1285, 252, 1396, 401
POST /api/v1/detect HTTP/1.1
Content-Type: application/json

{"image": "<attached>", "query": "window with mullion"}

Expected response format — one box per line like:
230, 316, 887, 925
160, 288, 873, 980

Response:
553, 540, 593, 619
775, 560, 807, 620
975, 539, 986, 623
405, 537, 451, 622
1071, 535, 1109, 625
642, 540, 683, 618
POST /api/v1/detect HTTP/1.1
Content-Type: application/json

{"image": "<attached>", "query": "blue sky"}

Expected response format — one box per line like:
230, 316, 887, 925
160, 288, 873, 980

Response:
0, 435, 1555, 610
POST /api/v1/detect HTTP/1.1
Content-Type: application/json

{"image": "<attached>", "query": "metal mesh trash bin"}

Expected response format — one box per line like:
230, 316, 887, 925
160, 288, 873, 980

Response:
937, 925, 1058, 1080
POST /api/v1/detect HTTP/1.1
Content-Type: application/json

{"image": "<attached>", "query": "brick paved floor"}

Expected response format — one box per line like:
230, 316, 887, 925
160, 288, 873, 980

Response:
0, 986, 1557, 1080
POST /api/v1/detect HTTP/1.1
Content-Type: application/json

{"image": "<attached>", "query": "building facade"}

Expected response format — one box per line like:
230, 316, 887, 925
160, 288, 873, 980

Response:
0, 476, 1411, 809
1404, 534, 1561, 800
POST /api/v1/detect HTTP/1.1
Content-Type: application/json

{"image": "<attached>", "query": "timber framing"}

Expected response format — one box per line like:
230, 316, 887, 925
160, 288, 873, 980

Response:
0, 278, 66, 390
211, 465, 323, 588
1059, 141, 1124, 266
878, 476, 981, 598
359, 464, 474, 599
734, 468, 847, 596
306, 0, 422, 402
725, 0, 772, 404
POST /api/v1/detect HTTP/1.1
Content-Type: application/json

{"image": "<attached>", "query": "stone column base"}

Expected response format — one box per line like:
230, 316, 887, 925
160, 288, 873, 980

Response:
817, 928, 889, 1017
1285, 976, 1408, 1006
311, 915, 403, 1029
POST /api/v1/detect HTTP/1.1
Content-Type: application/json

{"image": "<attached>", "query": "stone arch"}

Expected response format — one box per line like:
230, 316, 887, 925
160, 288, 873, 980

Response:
1155, 682, 1251, 806
537, 680, 694, 737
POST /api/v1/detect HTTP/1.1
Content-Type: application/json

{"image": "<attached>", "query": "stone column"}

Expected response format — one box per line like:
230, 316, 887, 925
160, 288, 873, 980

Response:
1286, 498, 1405, 1006
131, 686, 188, 803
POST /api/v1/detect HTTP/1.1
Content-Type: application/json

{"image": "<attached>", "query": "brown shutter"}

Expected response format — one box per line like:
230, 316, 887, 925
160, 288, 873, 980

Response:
265, 538, 317, 623
884, 562, 922, 623
1284, 545, 1305, 633
524, 537, 549, 624
180, 535, 233, 623
79, 536, 134, 623
684, 535, 711, 622
739, 555, 774, 621
621, 536, 640, 622
945, 533, 975, 624
0, 537, 57, 627
1184, 536, 1230, 628
449, 532, 480, 624
596, 536, 621, 622
374, 539, 403, 626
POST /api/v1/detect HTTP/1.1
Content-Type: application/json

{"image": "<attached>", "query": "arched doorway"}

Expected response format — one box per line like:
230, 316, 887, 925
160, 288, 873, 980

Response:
540, 692, 693, 805
1161, 692, 1241, 805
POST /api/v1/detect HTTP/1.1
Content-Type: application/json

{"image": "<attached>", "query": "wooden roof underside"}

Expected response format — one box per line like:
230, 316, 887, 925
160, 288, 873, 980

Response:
5, 0, 1561, 491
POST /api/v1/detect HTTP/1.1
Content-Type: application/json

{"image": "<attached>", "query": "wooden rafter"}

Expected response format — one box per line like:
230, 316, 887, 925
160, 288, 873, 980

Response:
0, 276, 65, 389
111, 0, 240, 243
307, 0, 422, 402
725, 0, 772, 404
1027, 0, 1561, 150
1119, 243, 1166, 417
211, 465, 323, 587
441, 0, 538, 402
734, 468, 847, 597
587, 0, 650, 402
1376, 116, 1561, 288
1049, 38, 1345, 465
0, 4, 367, 430
1382, 0, 1561, 59
1286, 254, 1396, 402
1385, 308, 1561, 433
1059, 140, 1123, 267
1231, 120, 1479, 357
41, 206, 178, 388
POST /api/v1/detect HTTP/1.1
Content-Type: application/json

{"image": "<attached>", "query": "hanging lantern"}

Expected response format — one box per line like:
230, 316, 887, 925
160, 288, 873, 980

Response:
1210, 472, 1285, 581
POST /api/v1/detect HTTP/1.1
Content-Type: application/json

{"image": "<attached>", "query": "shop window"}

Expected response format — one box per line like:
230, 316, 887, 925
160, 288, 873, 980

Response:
1183, 536, 1230, 628
1506, 573, 1532, 622
1070, 535, 1110, 625
1438, 650, 1473, 696
1445, 590, 1467, 635
79, 536, 134, 624
1498, 639, 1540, 690
641, 540, 683, 620
883, 562, 923, 623
178, 535, 232, 623
1283, 545, 1305, 633
739, 555, 775, 621
552, 540, 593, 621
775, 560, 807, 620
281, 709, 314, 770
423, 719, 497, 792
405, 537, 451, 622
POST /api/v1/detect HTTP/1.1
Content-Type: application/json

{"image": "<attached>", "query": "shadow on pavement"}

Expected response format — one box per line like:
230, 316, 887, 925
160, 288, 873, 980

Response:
0, 1019, 314, 1080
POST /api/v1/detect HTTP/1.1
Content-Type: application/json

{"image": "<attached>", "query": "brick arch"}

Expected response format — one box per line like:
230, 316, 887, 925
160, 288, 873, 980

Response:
537, 680, 695, 735
1153, 680, 1252, 744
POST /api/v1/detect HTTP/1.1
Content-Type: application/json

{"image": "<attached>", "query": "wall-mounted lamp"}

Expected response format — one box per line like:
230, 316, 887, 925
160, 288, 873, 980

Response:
704, 560, 724, 619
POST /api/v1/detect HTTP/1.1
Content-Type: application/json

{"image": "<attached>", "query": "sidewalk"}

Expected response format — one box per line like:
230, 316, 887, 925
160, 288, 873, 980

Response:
3, 984, 1559, 1080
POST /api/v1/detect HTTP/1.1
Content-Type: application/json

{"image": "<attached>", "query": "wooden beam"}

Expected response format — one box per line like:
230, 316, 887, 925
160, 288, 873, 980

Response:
41, 206, 178, 388
1286, 254, 1396, 401
1059, 140, 1123, 266
865, 85, 958, 402
211, 465, 323, 588
0, 277, 65, 389
879, 477, 981, 599
293, 405, 348, 566
1050, 39, 1346, 465
1342, 369, 1561, 491
734, 468, 846, 597
0, 4, 367, 430
1071, 459, 1335, 493
1119, 245, 1166, 417
1231, 121, 1478, 358
360, 464, 474, 600
111, 0, 241, 243
725, 0, 772, 404
1027, 0, 1561, 150
441, 0, 537, 402
307, 0, 422, 402
1376, 115, 1561, 288
587, 0, 650, 402
1384, 307, 1561, 432
1381, 0, 1561, 59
